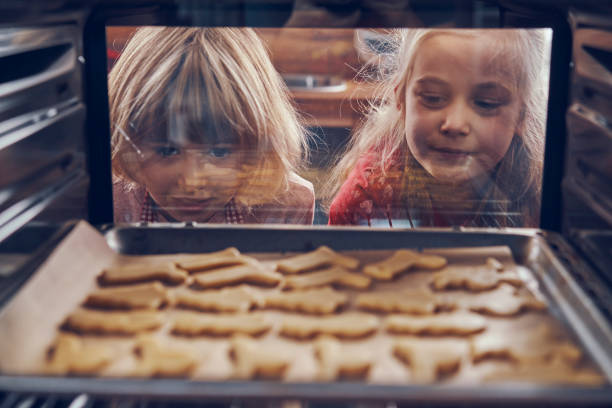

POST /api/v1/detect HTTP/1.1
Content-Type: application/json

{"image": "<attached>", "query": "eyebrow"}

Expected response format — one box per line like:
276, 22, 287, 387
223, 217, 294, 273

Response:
414, 76, 450, 88
473, 82, 512, 96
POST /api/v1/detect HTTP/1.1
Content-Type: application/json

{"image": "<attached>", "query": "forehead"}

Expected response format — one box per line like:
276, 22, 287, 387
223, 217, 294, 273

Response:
412, 32, 518, 86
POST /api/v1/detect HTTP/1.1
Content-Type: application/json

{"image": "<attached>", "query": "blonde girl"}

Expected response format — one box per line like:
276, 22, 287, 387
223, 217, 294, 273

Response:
109, 27, 314, 224
327, 28, 551, 227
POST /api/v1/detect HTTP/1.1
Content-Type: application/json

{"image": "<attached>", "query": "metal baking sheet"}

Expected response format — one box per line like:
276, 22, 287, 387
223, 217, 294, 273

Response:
1, 222, 611, 405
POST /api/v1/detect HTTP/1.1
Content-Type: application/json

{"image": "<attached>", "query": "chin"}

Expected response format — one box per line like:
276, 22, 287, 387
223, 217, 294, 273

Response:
425, 166, 475, 185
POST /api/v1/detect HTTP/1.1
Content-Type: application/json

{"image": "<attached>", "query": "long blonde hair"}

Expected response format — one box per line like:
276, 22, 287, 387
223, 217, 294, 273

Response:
326, 28, 551, 226
109, 27, 309, 206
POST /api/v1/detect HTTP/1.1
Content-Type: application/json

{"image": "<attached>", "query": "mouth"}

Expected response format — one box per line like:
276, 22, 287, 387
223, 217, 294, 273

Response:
428, 146, 474, 160
170, 197, 214, 211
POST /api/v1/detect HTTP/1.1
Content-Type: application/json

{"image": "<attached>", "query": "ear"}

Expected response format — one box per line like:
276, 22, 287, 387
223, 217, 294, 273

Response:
394, 82, 405, 112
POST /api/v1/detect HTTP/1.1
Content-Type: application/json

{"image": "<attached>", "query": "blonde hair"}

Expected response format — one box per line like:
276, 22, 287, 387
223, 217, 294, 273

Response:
326, 28, 551, 226
109, 26, 308, 206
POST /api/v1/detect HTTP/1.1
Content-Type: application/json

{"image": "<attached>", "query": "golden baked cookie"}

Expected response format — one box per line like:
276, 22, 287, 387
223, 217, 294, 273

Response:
229, 334, 292, 380
62, 309, 163, 335
84, 282, 168, 310
363, 250, 447, 280
263, 287, 349, 314
355, 288, 445, 315
276, 246, 360, 274
385, 312, 487, 336
171, 312, 271, 337
46, 334, 112, 375
283, 265, 371, 290
133, 336, 198, 377
393, 338, 468, 383
98, 262, 188, 286
191, 262, 283, 289
457, 284, 547, 316
175, 248, 247, 273
314, 335, 373, 381
280, 312, 379, 339
174, 285, 264, 313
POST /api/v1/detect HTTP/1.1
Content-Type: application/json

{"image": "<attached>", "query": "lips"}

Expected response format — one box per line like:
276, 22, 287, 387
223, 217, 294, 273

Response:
429, 146, 472, 155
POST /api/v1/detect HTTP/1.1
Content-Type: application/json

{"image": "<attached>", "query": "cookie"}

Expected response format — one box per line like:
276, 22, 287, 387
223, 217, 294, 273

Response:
385, 312, 487, 336
276, 246, 359, 274
355, 288, 445, 315
98, 262, 188, 286
431, 265, 523, 291
363, 250, 447, 280
471, 324, 582, 366
175, 247, 245, 273
133, 336, 197, 377
280, 312, 379, 339
62, 309, 163, 335
314, 335, 373, 381
192, 263, 282, 289
171, 312, 271, 337
283, 265, 371, 290
393, 338, 468, 383
229, 334, 292, 380
458, 284, 547, 316
264, 287, 349, 314
84, 282, 168, 310
484, 362, 605, 386
174, 285, 264, 313
46, 334, 112, 375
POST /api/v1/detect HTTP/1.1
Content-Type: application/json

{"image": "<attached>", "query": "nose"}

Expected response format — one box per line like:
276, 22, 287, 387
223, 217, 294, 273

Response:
440, 100, 470, 137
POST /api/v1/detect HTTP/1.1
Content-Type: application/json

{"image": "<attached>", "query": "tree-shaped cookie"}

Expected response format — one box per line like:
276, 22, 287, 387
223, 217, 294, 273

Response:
283, 265, 371, 290
431, 258, 523, 291
174, 285, 264, 313
280, 312, 379, 339
171, 312, 271, 337
385, 312, 487, 336
264, 287, 349, 314
471, 324, 583, 366
230, 335, 292, 379
363, 250, 447, 280
355, 288, 446, 314
133, 336, 198, 377
458, 284, 547, 316
393, 338, 468, 384
314, 335, 373, 381
46, 334, 112, 375
276, 246, 360, 274
191, 263, 283, 289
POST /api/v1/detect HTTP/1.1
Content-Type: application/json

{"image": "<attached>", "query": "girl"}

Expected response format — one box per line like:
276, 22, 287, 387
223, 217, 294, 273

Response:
327, 29, 551, 228
109, 27, 315, 224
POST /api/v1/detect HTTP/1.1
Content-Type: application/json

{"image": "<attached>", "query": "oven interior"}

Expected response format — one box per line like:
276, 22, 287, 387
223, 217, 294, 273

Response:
0, 0, 611, 406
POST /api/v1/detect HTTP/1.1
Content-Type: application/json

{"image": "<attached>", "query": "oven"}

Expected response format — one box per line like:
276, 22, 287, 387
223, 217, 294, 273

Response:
0, 1, 611, 407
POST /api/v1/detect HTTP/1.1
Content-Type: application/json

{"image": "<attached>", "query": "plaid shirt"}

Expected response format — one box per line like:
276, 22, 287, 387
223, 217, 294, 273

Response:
139, 192, 243, 224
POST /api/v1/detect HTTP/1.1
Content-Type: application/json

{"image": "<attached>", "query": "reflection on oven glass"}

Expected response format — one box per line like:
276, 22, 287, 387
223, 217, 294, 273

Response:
106, 27, 551, 228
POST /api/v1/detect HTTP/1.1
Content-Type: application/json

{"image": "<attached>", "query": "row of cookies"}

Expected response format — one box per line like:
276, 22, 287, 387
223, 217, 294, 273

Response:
47, 322, 603, 386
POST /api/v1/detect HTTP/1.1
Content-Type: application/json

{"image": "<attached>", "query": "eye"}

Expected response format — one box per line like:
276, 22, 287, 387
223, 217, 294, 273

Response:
418, 92, 448, 108
474, 98, 503, 111
155, 145, 180, 158
209, 147, 232, 158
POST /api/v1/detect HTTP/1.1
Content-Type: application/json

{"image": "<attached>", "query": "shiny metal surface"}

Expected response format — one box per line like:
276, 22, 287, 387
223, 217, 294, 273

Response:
2, 225, 610, 404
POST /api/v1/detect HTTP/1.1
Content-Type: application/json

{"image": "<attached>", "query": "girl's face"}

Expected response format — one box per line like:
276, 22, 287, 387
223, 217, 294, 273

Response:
402, 33, 522, 185
134, 140, 244, 222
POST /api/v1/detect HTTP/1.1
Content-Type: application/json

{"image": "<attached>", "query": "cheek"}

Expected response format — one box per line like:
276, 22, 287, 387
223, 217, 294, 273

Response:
474, 112, 517, 163
404, 102, 439, 152
139, 162, 181, 194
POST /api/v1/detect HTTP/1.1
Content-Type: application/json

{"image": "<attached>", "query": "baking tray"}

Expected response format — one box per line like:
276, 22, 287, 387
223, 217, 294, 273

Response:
1, 222, 612, 406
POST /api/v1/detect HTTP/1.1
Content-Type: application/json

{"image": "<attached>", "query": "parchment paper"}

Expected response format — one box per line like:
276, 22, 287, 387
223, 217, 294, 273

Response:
0, 221, 596, 385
